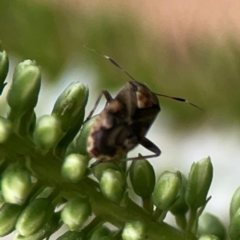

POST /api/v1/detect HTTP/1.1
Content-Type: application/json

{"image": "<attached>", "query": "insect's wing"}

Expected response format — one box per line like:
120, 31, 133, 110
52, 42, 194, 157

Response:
114, 82, 138, 119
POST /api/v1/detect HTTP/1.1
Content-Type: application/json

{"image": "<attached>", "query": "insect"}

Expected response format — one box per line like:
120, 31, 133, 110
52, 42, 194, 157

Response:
84, 47, 202, 167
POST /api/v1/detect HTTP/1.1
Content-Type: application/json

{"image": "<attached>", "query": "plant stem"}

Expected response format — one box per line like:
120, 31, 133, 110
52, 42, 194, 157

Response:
186, 207, 198, 239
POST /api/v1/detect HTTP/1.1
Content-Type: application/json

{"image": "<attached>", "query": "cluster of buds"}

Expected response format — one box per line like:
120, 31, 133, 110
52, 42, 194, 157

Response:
0, 45, 234, 240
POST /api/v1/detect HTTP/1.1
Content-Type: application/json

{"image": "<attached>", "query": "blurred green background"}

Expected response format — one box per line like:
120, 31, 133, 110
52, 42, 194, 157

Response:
1, 0, 240, 127
0, 0, 240, 233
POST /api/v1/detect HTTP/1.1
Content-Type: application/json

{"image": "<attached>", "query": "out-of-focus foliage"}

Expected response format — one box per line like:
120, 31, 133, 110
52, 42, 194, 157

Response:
1, 0, 240, 126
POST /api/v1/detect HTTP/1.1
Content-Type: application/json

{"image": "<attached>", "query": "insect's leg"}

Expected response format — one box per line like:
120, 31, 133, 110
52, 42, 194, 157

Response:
90, 138, 161, 167
85, 90, 113, 122
90, 158, 126, 168
126, 137, 161, 161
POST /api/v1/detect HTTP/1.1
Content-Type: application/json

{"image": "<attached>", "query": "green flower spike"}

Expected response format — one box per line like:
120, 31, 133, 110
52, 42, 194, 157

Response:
122, 220, 147, 240
185, 157, 213, 209
61, 197, 92, 231
1, 162, 32, 205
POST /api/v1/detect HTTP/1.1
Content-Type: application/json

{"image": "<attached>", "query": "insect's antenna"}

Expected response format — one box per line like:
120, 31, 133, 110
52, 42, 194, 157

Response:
84, 45, 137, 82
153, 92, 204, 111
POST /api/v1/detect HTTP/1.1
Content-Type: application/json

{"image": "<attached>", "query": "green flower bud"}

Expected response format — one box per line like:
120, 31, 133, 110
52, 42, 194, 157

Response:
14, 212, 60, 240
90, 226, 111, 240
230, 187, 240, 219
229, 208, 240, 240
76, 116, 96, 155
0, 117, 12, 143
129, 157, 155, 199
92, 162, 119, 181
100, 169, 125, 204
170, 173, 189, 215
198, 234, 220, 240
7, 60, 41, 114
198, 213, 226, 240
0, 50, 9, 94
51, 82, 88, 139
61, 153, 89, 182
152, 171, 181, 210
0, 203, 23, 237
33, 115, 63, 152
1, 162, 32, 205
53, 83, 88, 157
16, 198, 54, 236
57, 231, 85, 240
61, 198, 91, 231
122, 220, 147, 240
186, 157, 213, 209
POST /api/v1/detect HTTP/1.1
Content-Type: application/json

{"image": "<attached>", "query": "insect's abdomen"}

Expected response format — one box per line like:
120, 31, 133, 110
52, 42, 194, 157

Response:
87, 102, 138, 161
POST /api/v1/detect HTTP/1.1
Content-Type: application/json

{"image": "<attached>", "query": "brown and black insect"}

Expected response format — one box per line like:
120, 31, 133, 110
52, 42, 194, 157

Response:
84, 47, 202, 167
